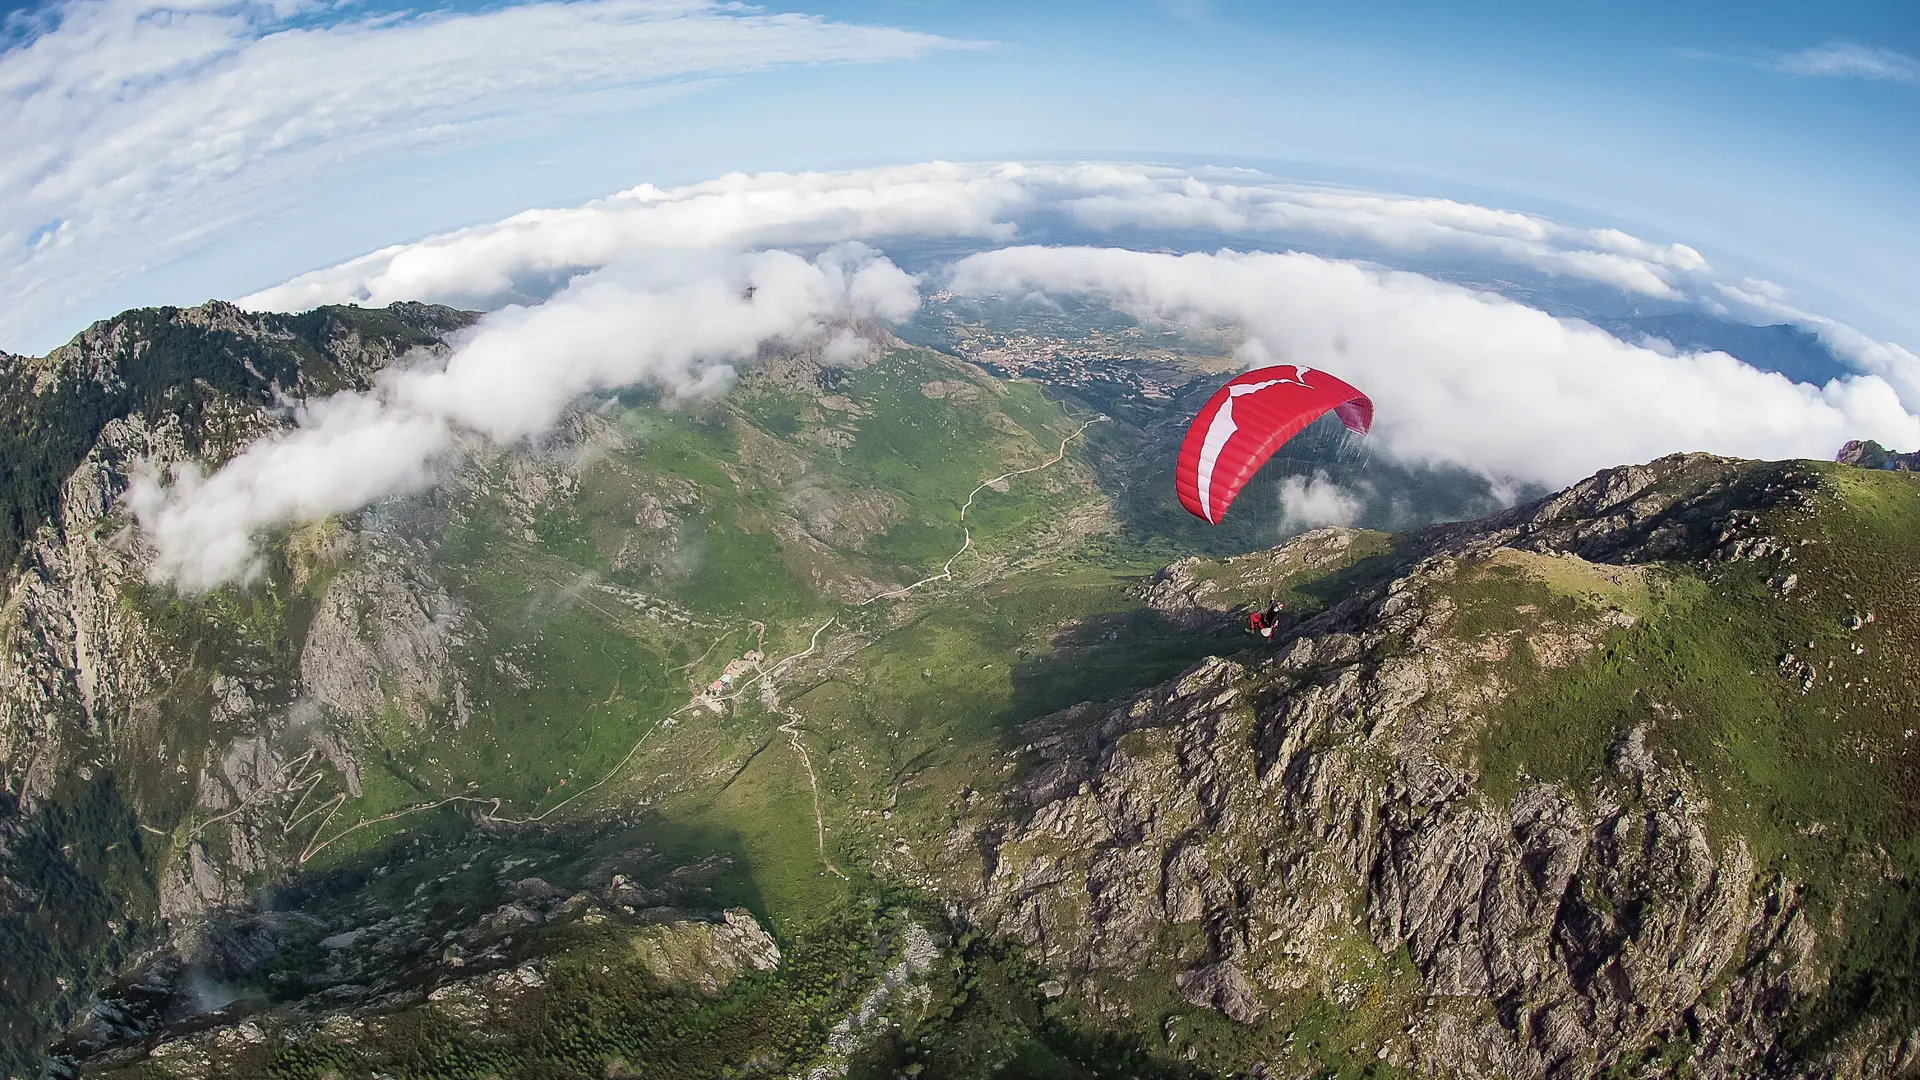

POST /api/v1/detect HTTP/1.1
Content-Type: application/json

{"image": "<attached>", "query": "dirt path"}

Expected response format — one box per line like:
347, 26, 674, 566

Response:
768, 416, 1104, 877
863, 416, 1107, 605
777, 705, 848, 880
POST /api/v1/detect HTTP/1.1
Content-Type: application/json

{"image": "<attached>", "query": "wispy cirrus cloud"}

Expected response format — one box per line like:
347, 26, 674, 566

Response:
1775, 41, 1918, 84
1677, 39, 1918, 86
0, 0, 967, 351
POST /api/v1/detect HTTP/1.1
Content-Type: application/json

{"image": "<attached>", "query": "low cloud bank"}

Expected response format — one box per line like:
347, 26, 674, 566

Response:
245, 162, 1715, 312
241, 162, 1920, 410
131, 245, 917, 590
1277, 472, 1366, 534
131, 164, 1920, 591
948, 246, 1920, 488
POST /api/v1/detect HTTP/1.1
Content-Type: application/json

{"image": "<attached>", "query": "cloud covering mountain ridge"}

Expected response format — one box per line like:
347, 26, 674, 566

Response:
117, 161, 1920, 590
131, 244, 919, 589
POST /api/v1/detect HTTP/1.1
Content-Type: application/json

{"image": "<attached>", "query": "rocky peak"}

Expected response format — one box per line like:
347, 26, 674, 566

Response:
1427, 452, 1818, 565
1837, 438, 1920, 471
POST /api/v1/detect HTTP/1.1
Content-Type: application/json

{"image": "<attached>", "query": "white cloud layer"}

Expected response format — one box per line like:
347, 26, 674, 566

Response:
0, 0, 959, 349
242, 161, 1919, 411
130, 244, 918, 589
246, 161, 1718, 312
125, 162, 1920, 590
946, 245, 1920, 487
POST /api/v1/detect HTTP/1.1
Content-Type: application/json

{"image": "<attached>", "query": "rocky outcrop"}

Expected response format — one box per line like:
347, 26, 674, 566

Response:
54, 831, 778, 1074
300, 532, 469, 730
959, 454, 1890, 1080
1141, 525, 1384, 625
806, 922, 941, 1080
631, 907, 782, 994
1427, 453, 1819, 566
1837, 439, 1920, 472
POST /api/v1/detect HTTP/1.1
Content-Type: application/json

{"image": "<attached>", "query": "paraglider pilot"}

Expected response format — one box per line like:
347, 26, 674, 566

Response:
1247, 600, 1284, 639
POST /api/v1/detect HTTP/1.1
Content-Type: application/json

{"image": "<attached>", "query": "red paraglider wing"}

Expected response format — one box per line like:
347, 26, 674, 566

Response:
1174, 365, 1373, 524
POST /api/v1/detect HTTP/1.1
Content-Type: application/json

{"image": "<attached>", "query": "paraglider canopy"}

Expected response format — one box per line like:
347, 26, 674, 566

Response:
1175, 365, 1372, 524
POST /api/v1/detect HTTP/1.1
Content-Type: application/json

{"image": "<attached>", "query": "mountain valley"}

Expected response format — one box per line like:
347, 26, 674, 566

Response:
0, 301, 1916, 1080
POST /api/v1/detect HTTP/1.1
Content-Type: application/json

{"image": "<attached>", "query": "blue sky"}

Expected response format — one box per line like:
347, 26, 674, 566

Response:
21, 0, 1906, 584
690, 0, 1920, 334
1, 0, 1915, 354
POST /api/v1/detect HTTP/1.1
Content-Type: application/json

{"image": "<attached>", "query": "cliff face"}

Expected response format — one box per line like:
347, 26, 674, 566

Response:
0, 303, 477, 1077
953, 455, 1920, 1079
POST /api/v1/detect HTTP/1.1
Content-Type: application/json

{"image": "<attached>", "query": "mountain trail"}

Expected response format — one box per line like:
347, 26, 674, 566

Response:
862, 416, 1106, 604
778, 705, 848, 880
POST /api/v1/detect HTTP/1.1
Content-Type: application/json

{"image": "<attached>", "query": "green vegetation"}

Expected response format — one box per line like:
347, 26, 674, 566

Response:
855, 922, 1435, 1080
97, 884, 906, 1080
1811, 877, 1920, 1051
253, 904, 901, 1080
0, 780, 157, 1080
852, 931, 1216, 1080
91, 335, 1267, 1079
1471, 467, 1920, 868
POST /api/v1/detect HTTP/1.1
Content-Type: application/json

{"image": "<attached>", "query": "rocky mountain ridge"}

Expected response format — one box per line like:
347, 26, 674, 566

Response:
1, 303, 478, 1076
3, 299, 1080, 1079
945, 454, 1920, 1079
